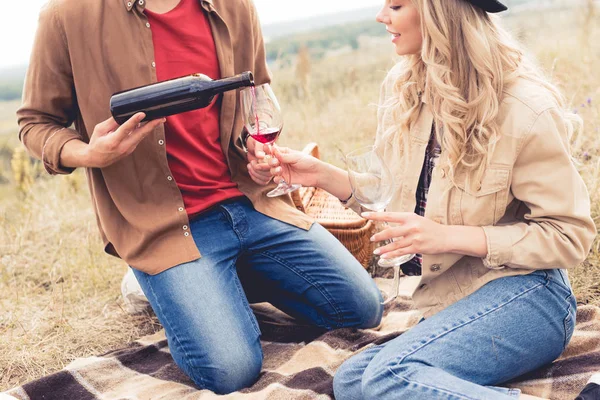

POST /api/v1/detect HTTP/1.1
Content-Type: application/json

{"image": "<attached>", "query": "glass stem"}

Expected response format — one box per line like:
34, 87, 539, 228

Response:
375, 218, 400, 303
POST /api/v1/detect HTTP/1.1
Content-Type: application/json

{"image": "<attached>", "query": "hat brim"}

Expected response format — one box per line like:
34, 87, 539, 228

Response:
468, 0, 508, 13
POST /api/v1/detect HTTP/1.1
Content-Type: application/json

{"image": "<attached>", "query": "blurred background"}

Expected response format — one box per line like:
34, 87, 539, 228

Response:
1, 0, 599, 391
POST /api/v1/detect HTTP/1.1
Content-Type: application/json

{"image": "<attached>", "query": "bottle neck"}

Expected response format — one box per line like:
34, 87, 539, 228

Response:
208, 71, 254, 96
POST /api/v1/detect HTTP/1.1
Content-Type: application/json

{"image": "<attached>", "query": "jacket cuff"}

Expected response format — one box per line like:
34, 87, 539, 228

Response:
481, 225, 511, 270
42, 127, 81, 175
340, 193, 365, 216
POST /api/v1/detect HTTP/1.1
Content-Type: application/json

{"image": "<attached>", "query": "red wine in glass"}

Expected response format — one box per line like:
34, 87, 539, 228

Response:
240, 83, 302, 197
249, 127, 281, 144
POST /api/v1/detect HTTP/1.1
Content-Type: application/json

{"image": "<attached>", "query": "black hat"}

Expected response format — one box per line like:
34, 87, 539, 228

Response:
465, 0, 508, 13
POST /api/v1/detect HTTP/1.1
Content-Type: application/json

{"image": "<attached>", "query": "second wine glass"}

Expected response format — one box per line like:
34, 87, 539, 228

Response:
240, 83, 301, 197
345, 145, 416, 303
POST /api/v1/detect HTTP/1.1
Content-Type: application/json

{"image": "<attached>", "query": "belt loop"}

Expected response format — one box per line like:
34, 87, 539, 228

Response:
543, 269, 550, 282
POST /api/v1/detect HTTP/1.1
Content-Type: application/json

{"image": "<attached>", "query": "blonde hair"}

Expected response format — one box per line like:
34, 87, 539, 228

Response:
385, 0, 581, 189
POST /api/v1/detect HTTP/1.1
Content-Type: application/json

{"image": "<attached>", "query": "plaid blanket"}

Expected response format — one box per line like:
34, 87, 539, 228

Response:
4, 277, 600, 400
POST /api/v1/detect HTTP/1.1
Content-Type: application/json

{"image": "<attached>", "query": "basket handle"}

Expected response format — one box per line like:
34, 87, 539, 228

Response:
290, 142, 320, 213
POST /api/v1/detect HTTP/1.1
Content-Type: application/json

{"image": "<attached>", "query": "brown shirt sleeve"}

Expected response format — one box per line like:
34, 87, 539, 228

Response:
17, 1, 82, 175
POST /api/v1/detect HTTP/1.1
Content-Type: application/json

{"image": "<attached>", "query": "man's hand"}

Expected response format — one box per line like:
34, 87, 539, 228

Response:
84, 113, 164, 168
246, 137, 274, 185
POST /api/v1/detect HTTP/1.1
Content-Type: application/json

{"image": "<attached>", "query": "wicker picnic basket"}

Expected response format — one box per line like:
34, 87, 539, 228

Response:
290, 143, 376, 270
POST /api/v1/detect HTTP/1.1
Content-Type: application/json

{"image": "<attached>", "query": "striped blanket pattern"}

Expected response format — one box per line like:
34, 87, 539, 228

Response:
5, 277, 600, 400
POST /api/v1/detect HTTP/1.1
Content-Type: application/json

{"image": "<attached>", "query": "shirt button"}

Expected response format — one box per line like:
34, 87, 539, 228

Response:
184, 232, 190, 237
151, 61, 156, 68
178, 207, 184, 212
146, 22, 151, 28
183, 225, 188, 231
430, 264, 441, 272
158, 139, 164, 145
167, 176, 173, 181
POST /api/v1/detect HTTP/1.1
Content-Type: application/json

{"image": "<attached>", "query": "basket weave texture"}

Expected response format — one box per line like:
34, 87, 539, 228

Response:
290, 143, 376, 269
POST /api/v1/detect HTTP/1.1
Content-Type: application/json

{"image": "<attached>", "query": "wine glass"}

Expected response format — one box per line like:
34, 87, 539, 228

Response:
240, 83, 302, 197
345, 145, 416, 303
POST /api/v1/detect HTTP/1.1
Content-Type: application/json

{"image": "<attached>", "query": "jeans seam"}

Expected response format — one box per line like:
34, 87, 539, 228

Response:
562, 294, 574, 350
548, 276, 573, 298
391, 281, 546, 368
142, 272, 206, 387
259, 249, 344, 328
219, 204, 249, 248
230, 257, 262, 337
386, 370, 478, 400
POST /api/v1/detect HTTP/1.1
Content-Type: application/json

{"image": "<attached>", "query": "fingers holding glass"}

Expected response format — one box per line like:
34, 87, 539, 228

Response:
240, 84, 301, 197
345, 145, 416, 303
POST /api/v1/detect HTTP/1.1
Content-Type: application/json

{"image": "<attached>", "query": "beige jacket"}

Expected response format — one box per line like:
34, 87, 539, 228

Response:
345, 63, 597, 317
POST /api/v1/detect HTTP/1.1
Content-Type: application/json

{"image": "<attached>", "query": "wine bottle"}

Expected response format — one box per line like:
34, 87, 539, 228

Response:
110, 71, 254, 125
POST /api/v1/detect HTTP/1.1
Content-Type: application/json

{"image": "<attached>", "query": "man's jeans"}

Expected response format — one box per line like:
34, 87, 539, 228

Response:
333, 268, 577, 399
132, 197, 383, 394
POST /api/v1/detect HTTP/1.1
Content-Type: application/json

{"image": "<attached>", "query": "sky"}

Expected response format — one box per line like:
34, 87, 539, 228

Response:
0, 0, 382, 69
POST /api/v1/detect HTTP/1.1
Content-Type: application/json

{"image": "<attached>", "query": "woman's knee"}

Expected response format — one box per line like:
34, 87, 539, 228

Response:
333, 345, 384, 399
333, 356, 367, 400
362, 359, 417, 399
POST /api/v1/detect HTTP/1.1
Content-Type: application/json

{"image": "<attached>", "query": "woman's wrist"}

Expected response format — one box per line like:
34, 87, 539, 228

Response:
315, 162, 353, 201
313, 160, 332, 189
444, 225, 488, 258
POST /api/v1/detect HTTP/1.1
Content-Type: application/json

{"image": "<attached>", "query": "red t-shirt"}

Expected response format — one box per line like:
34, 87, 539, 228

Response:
146, 0, 243, 217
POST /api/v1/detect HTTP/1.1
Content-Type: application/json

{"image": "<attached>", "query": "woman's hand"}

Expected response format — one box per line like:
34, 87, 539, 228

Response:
267, 145, 323, 188
248, 142, 355, 201
363, 212, 488, 259
363, 212, 450, 258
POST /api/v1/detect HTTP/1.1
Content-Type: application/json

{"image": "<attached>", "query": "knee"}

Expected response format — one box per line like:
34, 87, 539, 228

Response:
362, 359, 419, 399
333, 357, 365, 400
187, 346, 263, 394
354, 285, 384, 329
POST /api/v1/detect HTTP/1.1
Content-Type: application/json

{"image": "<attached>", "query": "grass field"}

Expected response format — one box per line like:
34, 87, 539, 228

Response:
1, 4, 599, 392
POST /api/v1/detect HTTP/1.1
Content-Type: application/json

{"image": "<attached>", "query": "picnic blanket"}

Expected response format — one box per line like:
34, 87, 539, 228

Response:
4, 277, 600, 400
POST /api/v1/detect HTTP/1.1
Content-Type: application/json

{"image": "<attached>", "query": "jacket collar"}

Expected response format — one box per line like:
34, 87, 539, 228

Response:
123, 0, 214, 12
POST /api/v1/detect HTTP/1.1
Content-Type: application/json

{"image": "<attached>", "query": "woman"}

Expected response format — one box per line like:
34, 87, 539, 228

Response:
247, 0, 596, 398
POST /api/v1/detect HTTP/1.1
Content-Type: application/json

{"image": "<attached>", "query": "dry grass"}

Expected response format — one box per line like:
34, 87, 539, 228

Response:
1, 5, 599, 392
0, 173, 162, 390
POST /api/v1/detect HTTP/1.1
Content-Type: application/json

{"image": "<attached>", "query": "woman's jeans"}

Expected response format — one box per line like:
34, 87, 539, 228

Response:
132, 197, 383, 394
333, 268, 577, 400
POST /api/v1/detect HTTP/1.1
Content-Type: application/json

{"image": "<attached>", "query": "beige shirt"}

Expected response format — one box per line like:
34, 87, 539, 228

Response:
345, 63, 597, 318
17, 0, 313, 274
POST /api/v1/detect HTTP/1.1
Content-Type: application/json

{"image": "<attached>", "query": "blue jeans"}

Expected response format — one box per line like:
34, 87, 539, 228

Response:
132, 197, 383, 394
333, 268, 576, 400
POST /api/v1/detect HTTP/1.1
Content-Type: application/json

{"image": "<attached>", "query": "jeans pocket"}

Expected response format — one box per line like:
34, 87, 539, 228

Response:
563, 296, 576, 350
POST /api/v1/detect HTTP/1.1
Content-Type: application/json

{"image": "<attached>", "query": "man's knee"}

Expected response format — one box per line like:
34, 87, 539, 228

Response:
354, 284, 384, 329
186, 345, 263, 394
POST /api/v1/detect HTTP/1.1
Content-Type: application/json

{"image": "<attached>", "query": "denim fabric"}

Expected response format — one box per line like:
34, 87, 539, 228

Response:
132, 197, 383, 394
333, 268, 576, 399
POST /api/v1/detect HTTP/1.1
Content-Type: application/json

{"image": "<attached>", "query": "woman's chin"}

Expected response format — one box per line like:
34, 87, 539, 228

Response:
394, 45, 421, 57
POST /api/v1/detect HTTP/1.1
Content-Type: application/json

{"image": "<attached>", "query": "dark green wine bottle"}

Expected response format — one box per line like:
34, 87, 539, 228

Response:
110, 71, 254, 124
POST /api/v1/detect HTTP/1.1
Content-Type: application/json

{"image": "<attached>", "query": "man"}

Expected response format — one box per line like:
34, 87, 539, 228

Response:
17, 0, 383, 394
